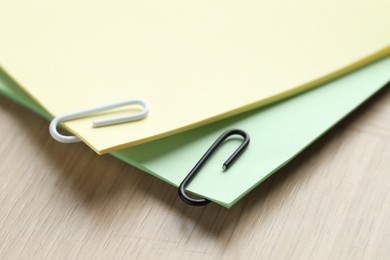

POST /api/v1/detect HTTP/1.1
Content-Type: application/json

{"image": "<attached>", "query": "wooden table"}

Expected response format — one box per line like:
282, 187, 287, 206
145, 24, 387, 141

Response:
0, 86, 389, 259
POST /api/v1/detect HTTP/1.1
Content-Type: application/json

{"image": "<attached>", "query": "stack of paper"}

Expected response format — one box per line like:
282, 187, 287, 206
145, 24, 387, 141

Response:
1, 0, 389, 207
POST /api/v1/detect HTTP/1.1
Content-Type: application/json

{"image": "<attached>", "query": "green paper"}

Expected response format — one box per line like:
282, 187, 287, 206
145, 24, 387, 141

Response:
1, 58, 389, 207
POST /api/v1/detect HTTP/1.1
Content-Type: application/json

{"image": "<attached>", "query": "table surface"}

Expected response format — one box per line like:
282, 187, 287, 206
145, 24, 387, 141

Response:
0, 86, 389, 260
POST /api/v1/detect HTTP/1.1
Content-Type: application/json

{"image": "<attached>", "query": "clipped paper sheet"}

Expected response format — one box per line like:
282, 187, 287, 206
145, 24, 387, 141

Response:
0, 0, 390, 153
1, 57, 389, 207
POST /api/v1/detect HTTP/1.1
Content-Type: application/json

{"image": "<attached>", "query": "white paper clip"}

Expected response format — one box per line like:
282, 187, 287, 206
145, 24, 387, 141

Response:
49, 99, 149, 143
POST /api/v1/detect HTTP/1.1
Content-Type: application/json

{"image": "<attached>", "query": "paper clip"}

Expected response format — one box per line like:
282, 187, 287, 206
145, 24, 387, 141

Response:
49, 99, 149, 143
178, 129, 250, 206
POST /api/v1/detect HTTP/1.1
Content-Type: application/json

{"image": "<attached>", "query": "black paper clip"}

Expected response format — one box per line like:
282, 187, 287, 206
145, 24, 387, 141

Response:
178, 129, 250, 206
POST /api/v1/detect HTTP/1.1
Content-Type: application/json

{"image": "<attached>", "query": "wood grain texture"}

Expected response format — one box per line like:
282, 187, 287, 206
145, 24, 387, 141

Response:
0, 86, 389, 260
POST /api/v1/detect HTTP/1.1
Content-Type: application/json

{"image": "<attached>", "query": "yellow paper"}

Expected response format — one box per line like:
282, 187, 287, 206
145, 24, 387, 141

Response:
1, 0, 389, 154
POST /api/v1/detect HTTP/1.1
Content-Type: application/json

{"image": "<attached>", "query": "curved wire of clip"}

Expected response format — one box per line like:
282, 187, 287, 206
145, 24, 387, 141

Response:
178, 129, 250, 206
49, 99, 149, 143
